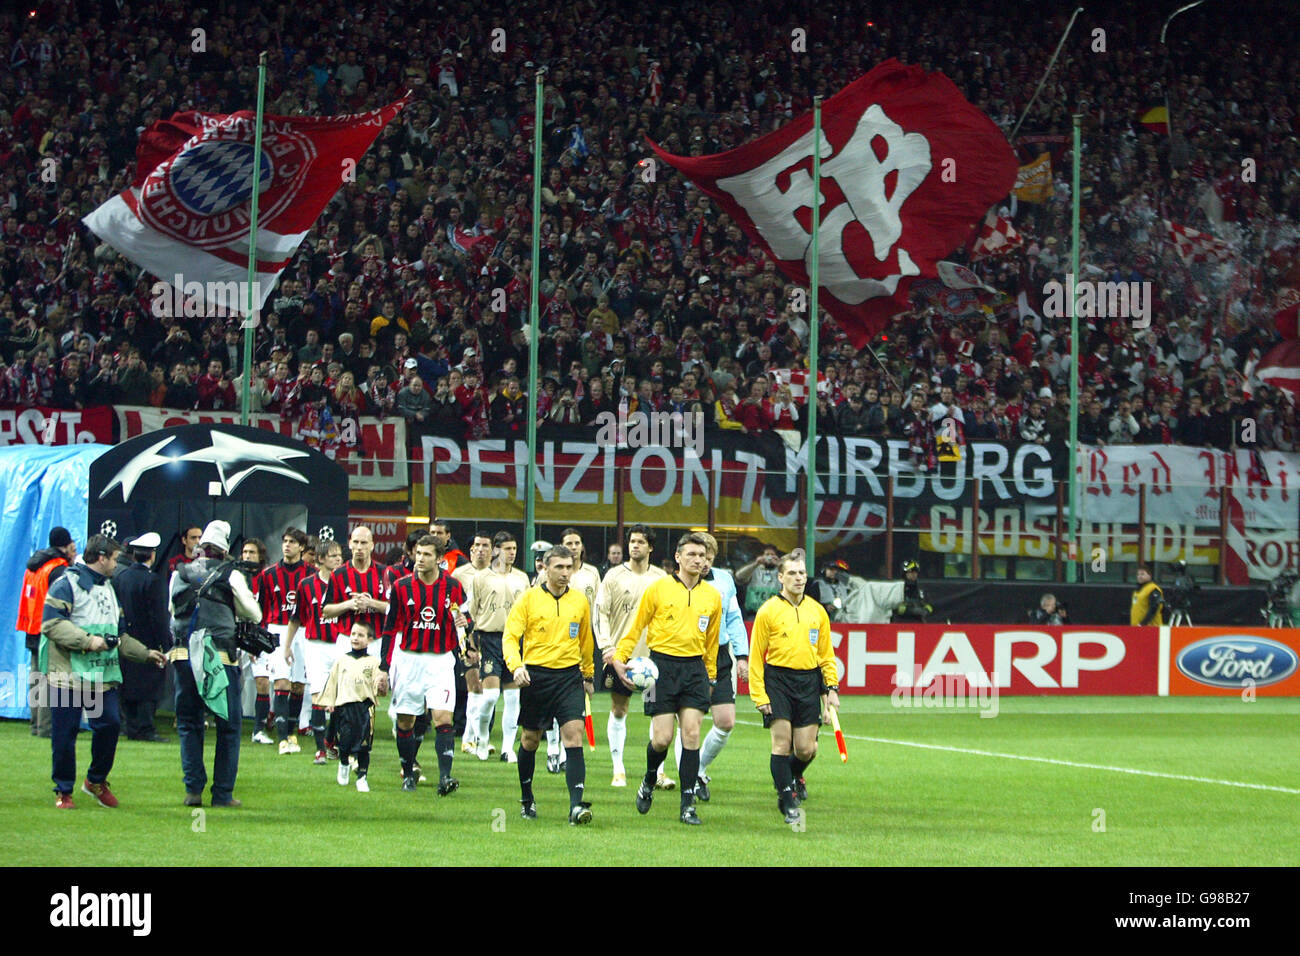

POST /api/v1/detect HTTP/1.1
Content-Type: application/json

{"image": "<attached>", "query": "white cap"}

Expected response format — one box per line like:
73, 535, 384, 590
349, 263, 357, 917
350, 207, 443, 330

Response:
127, 531, 161, 549
198, 520, 231, 553
530, 539, 553, 552
403, 357, 418, 369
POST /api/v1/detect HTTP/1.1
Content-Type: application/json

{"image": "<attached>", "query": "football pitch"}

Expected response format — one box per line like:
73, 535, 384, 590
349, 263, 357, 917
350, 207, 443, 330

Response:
2, 695, 1296, 867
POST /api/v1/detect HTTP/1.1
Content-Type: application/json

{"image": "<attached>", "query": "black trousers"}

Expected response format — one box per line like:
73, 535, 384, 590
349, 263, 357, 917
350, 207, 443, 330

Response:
122, 697, 160, 739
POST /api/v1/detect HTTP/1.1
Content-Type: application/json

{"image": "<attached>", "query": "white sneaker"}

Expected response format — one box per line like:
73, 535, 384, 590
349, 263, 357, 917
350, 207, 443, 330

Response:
337, 762, 350, 786
278, 739, 291, 755
504, 750, 518, 764
475, 742, 489, 761
461, 739, 476, 754
656, 773, 676, 791
252, 730, 274, 745
611, 772, 627, 788
355, 775, 370, 793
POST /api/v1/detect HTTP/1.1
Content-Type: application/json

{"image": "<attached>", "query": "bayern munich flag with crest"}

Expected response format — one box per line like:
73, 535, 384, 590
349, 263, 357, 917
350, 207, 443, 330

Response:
83, 96, 409, 314
649, 61, 1016, 347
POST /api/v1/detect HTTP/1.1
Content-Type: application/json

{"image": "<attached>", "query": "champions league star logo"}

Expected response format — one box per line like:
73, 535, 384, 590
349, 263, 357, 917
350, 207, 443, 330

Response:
137, 120, 316, 249
99, 430, 309, 502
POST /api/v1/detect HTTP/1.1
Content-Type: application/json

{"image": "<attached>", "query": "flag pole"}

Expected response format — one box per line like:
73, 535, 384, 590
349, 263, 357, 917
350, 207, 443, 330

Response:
241, 51, 268, 427
1010, 7, 1084, 143
804, 96, 823, 575
524, 68, 545, 555
1066, 112, 1082, 582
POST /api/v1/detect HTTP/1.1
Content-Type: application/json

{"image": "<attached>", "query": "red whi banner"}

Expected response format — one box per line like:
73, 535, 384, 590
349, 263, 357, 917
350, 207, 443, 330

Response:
0, 405, 114, 445
795, 623, 1159, 695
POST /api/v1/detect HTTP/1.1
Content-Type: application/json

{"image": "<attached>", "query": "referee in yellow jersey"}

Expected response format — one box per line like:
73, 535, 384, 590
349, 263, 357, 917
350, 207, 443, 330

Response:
503, 544, 596, 825
612, 532, 721, 825
749, 553, 840, 824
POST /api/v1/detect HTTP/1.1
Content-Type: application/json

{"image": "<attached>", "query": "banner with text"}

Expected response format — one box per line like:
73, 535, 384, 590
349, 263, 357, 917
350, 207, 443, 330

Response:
115, 405, 407, 492
737, 623, 1159, 696
0, 405, 114, 446
1168, 627, 1300, 697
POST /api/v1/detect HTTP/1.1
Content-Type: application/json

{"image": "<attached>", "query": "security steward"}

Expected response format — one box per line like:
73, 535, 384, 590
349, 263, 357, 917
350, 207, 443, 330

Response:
113, 532, 171, 741
892, 559, 934, 623
1130, 565, 1164, 626
17, 527, 77, 737
503, 543, 596, 825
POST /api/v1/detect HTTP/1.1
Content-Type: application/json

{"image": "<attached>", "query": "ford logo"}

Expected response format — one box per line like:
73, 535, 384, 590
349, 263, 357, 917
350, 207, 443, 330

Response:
1176, 636, 1299, 688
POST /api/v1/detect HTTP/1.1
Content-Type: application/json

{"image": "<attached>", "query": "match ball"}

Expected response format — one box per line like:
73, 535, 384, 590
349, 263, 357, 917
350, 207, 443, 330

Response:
625, 656, 659, 691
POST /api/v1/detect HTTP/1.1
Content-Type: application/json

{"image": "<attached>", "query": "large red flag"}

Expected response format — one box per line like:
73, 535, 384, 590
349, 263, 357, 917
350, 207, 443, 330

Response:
1255, 340, 1300, 404
649, 60, 1017, 347
84, 97, 410, 315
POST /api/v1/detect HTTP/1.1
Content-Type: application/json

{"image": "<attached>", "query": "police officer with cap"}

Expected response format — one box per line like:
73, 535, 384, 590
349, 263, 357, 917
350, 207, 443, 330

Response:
113, 532, 171, 741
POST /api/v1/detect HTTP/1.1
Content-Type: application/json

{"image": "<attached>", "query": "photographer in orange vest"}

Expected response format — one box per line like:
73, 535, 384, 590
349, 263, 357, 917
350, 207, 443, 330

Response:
17, 528, 78, 738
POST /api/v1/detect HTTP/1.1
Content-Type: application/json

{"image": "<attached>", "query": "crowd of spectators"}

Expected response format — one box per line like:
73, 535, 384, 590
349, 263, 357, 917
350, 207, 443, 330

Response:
1, 0, 1298, 461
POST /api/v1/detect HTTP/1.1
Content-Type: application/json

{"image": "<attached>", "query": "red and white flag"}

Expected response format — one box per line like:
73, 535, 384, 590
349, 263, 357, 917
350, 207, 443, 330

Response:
84, 97, 409, 315
646, 61, 663, 107
1255, 340, 1300, 404
1164, 219, 1233, 265
649, 60, 1017, 347
1272, 287, 1300, 340
970, 211, 1023, 260
770, 367, 827, 403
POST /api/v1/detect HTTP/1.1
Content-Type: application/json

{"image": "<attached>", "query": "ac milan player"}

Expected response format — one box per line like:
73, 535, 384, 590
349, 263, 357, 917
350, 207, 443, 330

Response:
330, 526, 390, 657
381, 535, 477, 795
258, 529, 311, 754
284, 539, 353, 764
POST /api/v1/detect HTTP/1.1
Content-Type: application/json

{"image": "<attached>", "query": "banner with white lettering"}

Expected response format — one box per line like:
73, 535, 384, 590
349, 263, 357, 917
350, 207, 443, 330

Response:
736, 623, 1160, 696
0, 405, 114, 446
115, 405, 406, 491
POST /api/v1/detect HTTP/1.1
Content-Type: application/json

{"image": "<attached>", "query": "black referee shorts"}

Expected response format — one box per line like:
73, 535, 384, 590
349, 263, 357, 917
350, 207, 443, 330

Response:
519, 664, 584, 731
762, 665, 822, 729
645, 651, 711, 717
477, 631, 509, 682
602, 661, 635, 697
710, 647, 735, 707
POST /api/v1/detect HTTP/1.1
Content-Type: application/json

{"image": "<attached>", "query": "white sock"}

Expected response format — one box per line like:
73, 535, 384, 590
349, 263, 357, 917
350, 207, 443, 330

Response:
463, 692, 482, 745
673, 727, 682, 773
700, 726, 730, 772
477, 688, 500, 747
607, 713, 627, 775
298, 691, 312, 728
546, 720, 559, 756
501, 688, 520, 753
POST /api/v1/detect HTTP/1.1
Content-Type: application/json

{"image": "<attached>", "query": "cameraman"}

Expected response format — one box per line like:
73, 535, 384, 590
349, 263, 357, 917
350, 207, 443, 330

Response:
167, 520, 261, 807
737, 544, 782, 617
892, 560, 934, 623
1029, 593, 1068, 625
1266, 570, 1299, 627
1167, 560, 1199, 624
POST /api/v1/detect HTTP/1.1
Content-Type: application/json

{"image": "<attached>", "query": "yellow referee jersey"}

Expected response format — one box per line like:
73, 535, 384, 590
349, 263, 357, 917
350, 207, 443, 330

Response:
614, 574, 721, 681
748, 593, 836, 708
503, 584, 595, 677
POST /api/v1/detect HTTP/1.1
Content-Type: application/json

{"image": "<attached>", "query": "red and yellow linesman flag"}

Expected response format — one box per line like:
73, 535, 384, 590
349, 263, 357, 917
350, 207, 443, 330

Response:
830, 708, 848, 763
584, 693, 596, 751
1139, 106, 1169, 135
1013, 152, 1053, 203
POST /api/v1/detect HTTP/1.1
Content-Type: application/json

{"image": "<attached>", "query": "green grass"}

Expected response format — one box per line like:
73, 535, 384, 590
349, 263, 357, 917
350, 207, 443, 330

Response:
3, 696, 1298, 866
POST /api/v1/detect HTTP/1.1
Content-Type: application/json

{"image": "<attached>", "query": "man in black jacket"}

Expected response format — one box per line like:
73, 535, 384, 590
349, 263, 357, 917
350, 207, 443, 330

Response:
112, 532, 171, 742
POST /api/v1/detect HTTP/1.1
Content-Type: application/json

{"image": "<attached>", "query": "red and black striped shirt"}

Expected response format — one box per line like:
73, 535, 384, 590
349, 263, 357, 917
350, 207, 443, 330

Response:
382, 571, 466, 668
329, 561, 389, 640
293, 571, 340, 642
257, 561, 309, 626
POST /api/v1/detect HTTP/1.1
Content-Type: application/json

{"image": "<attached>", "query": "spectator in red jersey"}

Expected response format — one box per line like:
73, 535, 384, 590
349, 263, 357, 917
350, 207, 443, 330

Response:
195, 359, 237, 411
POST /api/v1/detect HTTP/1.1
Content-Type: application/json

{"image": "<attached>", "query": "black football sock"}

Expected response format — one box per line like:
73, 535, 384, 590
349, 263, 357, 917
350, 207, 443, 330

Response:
564, 746, 586, 809
311, 706, 327, 751
355, 750, 369, 776
790, 751, 814, 779
273, 690, 291, 740
772, 753, 795, 800
396, 727, 417, 774
289, 691, 304, 728
645, 741, 667, 787
517, 746, 536, 802
254, 693, 270, 730
436, 724, 454, 781
679, 747, 700, 808
325, 709, 337, 748
413, 710, 432, 742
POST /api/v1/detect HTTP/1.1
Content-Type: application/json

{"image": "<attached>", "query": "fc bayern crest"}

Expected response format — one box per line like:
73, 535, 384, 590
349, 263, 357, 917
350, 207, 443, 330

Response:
138, 121, 316, 249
